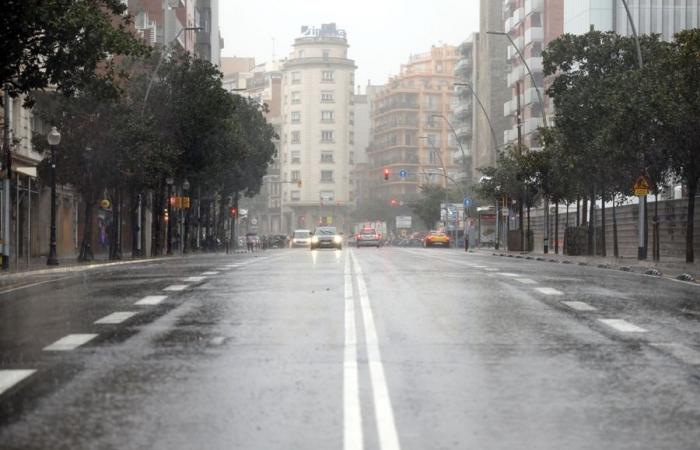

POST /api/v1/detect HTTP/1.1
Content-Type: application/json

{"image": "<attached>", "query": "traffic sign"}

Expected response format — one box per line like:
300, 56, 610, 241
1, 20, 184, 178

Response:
633, 176, 650, 197
399, 169, 407, 178
463, 198, 472, 208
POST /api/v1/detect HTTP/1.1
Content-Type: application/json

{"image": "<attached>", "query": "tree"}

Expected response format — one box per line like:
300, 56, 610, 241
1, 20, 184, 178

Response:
1, 0, 146, 102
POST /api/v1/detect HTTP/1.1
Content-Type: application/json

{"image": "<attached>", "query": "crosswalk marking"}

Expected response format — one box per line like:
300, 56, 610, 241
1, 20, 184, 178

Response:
184, 276, 206, 282
562, 301, 597, 312
535, 287, 564, 296
43, 334, 98, 351
651, 343, 700, 366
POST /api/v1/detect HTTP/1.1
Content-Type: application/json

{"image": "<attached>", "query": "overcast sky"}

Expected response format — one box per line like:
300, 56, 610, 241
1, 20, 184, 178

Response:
219, 0, 480, 90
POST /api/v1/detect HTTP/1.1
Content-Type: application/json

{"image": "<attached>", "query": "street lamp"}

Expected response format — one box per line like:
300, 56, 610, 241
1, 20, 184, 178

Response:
46, 127, 61, 266
166, 176, 174, 256
429, 114, 469, 180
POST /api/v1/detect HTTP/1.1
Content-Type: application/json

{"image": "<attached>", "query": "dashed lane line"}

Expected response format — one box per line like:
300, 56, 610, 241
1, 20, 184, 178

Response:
0, 370, 36, 396
183, 276, 206, 282
351, 251, 401, 450
163, 284, 188, 292
135, 295, 168, 306
497, 273, 520, 277
651, 343, 700, 366
201, 271, 219, 275
343, 252, 363, 450
515, 278, 538, 285
598, 319, 648, 333
94, 311, 138, 325
562, 301, 597, 312
43, 334, 99, 351
535, 287, 564, 296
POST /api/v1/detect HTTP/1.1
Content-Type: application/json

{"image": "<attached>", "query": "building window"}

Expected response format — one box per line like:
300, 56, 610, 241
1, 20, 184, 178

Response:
298, 50, 304, 58
320, 190, 334, 202
349, 131, 354, 145
291, 91, 301, 104
321, 130, 334, 143
321, 110, 335, 122
292, 72, 301, 84
291, 191, 301, 201
291, 150, 301, 164
322, 70, 335, 82
321, 151, 334, 163
349, 111, 354, 125
321, 91, 334, 103
291, 111, 301, 123
291, 131, 301, 144
321, 170, 334, 183
291, 170, 301, 181
322, 50, 330, 59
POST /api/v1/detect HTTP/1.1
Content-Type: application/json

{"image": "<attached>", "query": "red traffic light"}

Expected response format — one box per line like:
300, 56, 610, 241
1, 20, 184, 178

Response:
384, 168, 390, 181
230, 207, 237, 218
390, 198, 398, 206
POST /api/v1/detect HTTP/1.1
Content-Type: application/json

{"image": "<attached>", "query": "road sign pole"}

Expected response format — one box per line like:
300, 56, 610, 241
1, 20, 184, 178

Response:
638, 199, 645, 260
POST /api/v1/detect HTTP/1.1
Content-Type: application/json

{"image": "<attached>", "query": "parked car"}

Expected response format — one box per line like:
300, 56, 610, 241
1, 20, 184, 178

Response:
311, 226, 343, 250
356, 228, 381, 248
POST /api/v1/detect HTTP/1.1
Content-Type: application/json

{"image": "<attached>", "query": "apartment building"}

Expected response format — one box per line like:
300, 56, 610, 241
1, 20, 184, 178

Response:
367, 45, 460, 207
453, 35, 478, 184
564, 0, 699, 39
280, 24, 356, 232
502, 0, 564, 151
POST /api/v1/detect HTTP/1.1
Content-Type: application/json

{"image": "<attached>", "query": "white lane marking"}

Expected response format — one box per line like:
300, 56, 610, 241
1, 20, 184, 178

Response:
473, 265, 487, 269
598, 319, 648, 333
216, 267, 231, 271
43, 334, 98, 351
535, 287, 564, 296
344, 252, 363, 450
184, 276, 206, 282
497, 273, 520, 277
0, 370, 36, 396
562, 301, 597, 312
484, 268, 499, 272
515, 278, 538, 285
201, 271, 219, 275
651, 343, 700, 366
94, 311, 137, 325
135, 295, 167, 306
209, 336, 226, 346
163, 284, 188, 292
351, 251, 401, 450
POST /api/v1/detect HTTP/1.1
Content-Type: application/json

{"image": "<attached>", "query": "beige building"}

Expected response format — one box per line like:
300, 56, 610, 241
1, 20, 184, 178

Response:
280, 24, 356, 232
367, 45, 460, 207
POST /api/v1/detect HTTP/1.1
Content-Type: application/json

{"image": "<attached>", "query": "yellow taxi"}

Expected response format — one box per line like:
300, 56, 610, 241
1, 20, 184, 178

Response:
423, 230, 450, 248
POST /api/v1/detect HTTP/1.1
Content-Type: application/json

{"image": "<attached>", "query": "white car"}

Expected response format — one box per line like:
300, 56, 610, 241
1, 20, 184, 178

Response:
291, 229, 312, 248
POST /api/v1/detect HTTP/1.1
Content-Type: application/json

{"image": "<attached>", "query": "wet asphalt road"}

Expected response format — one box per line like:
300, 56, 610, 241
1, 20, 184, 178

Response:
1, 247, 700, 449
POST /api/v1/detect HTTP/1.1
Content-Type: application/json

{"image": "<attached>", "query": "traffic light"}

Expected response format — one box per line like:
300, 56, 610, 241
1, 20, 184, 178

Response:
182, 196, 191, 209
230, 207, 237, 218
384, 168, 390, 181
390, 198, 398, 207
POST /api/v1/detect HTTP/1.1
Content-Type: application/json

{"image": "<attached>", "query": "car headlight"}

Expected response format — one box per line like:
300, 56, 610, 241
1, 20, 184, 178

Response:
333, 236, 342, 243
311, 236, 319, 244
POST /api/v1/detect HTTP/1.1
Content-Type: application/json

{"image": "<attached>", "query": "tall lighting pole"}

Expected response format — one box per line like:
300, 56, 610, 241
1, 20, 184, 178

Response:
618, 0, 647, 260
46, 127, 61, 266
166, 176, 174, 256
488, 30, 550, 253
452, 82, 499, 154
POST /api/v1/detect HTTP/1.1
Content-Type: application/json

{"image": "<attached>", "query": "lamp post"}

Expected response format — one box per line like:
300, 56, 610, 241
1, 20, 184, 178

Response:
181, 179, 190, 253
429, 114, 469, 180
46, 127, 61, 266
452, 82, 499, 154
166, 176, 174, 255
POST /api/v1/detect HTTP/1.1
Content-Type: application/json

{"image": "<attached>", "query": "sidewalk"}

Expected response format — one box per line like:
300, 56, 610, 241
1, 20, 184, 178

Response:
469, 246, 700, 284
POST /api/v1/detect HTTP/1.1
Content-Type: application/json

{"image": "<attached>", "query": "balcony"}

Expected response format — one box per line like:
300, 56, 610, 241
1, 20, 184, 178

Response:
456, 125, 472, 139
454, 85, 470, 97
507, 64, 526, 87
454, 102, 472, 119
505, 7, 524, 32
454, 58, 473, 76
524, 27, 544, 46
522, 117, 542, 135
504, 98, 517, 117
524, 0, 544, 16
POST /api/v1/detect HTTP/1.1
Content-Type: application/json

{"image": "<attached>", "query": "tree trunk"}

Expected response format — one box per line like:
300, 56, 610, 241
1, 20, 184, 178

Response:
110, 190, 122, 260
519, 198, 524, 252
78, 199, 95, 262
653, 190, 660, 261
151, 184, 163, 257
554, 202, 559, 254
686, 180, 697, 263
587, 191, 594, 255
131, 189, 140, 257
612, 196, 619, 258
581, 196, 588, 225
526, 205, 531, 252
576, 198, 580, 226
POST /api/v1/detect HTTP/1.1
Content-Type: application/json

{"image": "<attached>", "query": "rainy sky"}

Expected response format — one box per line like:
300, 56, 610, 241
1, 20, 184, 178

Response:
219, 0, 480, 89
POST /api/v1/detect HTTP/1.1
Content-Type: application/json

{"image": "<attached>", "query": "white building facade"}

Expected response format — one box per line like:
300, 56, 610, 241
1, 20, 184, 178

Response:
280, 24, 356, 232
564, 0, 699, 39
